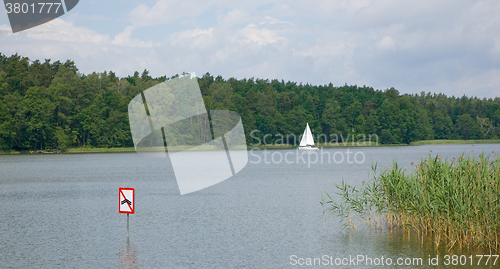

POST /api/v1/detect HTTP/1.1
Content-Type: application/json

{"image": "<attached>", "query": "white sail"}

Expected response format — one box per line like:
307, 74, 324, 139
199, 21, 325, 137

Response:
299, 123, 315, 146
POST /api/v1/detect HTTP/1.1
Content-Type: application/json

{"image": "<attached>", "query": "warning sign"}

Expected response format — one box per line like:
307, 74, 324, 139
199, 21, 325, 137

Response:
119, 188, 134, 214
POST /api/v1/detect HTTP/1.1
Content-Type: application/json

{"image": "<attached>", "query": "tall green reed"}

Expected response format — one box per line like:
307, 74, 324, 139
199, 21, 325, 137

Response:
322, 154, 500, 251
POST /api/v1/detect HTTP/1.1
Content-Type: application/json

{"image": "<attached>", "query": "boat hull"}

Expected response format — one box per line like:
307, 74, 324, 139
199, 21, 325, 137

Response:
298, 146, 319, 151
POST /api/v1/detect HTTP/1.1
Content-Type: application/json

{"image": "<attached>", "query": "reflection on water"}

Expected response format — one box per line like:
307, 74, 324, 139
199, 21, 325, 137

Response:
345, 228, 499, 269
119, 239, 137, 269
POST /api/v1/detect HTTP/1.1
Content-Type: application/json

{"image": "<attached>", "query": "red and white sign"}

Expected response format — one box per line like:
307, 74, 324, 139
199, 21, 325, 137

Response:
119, 188, 134, 214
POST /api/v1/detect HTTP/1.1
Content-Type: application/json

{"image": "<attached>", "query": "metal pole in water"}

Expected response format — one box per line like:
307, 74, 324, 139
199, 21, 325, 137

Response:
127, 213, 129, 239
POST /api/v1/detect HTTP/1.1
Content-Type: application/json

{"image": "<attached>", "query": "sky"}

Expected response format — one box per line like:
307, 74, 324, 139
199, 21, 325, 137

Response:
1, 0, 500, 98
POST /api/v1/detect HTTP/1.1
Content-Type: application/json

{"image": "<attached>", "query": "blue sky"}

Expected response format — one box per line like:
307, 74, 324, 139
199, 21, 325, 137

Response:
1, 0, 500, 98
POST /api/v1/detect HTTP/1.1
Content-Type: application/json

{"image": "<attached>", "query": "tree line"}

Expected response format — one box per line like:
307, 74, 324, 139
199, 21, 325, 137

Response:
0, 53, 499, 151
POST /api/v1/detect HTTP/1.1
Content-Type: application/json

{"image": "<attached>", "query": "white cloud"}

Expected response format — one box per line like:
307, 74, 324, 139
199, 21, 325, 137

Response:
112, 26, 160, 48
421, 69, 500, 98
377, 36, 395, 51
66, 12, 108, 24
169, 27, 215, 49
0, 19, 162, 74
296, 43, 347, 58
234, 23, 283, 45
2, 0, 500, 98
218, 9, 250, 26
17, 19, 110, 45
128, 0, 210, 27
0, 24, 12, 34
259, 16, 294, 26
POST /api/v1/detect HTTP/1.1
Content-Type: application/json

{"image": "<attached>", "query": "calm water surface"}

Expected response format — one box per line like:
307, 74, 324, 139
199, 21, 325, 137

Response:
0, 144, 499, 268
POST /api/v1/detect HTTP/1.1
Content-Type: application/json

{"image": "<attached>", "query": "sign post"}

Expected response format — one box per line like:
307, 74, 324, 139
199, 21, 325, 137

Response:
119, 188, 135, 239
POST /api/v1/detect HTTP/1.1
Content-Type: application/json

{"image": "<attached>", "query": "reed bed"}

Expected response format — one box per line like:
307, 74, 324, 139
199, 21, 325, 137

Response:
322, 153, 500, 251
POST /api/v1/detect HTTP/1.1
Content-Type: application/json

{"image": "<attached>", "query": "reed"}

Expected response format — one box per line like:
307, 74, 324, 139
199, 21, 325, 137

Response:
322, 153, 500, 251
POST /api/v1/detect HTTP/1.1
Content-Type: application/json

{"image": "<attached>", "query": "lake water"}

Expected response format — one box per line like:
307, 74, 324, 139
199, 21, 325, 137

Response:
0, 144, 499, 268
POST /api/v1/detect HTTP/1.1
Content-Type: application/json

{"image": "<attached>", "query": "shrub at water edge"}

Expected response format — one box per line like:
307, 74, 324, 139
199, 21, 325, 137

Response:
322, 153, 500, 251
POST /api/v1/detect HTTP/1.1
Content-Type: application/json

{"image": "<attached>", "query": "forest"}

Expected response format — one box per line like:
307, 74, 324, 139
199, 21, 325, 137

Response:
0, 53, 499, 151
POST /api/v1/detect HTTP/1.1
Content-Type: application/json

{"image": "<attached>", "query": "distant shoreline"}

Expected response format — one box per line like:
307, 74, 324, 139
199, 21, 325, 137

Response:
1, 139, 499, 155
408, 139, 500, 145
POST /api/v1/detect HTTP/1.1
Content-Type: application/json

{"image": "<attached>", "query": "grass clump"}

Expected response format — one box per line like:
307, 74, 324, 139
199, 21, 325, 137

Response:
322, 154, 500, 251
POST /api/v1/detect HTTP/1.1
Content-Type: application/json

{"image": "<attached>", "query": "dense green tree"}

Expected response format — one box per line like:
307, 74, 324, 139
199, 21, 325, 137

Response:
456, 114, 482, 139
0, 99, 14, 150
432, 111, 456, 139
0, 53, 499, 151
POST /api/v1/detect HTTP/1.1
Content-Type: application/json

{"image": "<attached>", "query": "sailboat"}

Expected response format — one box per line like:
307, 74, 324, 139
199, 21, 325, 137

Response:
298, 123, 319, 150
